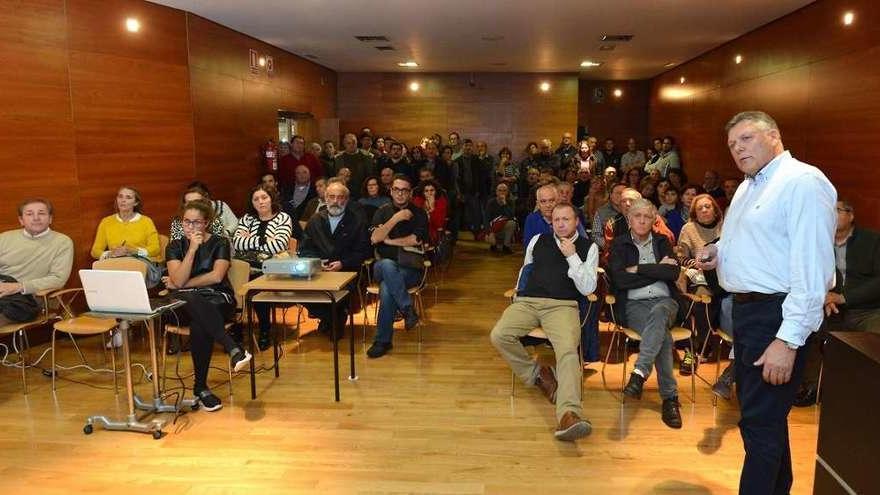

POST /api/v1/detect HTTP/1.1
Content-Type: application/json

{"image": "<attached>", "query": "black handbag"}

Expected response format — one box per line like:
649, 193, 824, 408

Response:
0, 275, 40, 323
397, 246, 426, 270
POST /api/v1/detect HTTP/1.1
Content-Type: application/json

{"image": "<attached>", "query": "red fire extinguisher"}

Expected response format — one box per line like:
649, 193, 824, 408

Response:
263, 139, 278, 171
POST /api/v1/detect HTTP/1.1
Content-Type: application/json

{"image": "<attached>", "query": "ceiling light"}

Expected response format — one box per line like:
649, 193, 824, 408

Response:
735, 54, 743, 64
580, 61, 602, 67
125, 18, 140, 33
258, 57, 266, 67
539, 81, 551, 92
409, 81, 420, 92
843, 11, 855, 26
664, 62, 676, 68
679, 76, 686, 84
398, 61, 418, 68
613, 88, 623, 98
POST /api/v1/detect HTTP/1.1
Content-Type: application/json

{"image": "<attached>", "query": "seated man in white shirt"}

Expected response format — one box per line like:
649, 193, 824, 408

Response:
490, 203, 599, 441
0, 198, 74, 325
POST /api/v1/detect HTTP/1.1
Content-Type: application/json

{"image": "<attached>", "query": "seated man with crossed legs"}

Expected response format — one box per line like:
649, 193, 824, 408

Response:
490, 203, 599, 441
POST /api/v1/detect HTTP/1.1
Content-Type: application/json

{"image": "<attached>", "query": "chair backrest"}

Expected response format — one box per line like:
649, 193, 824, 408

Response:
227, 258, 251, 309
158, 234, 170, 261
92, 257, 148, 277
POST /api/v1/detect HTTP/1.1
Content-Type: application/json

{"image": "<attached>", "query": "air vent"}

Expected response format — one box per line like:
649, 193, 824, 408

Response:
355, 35, 390, 42
375, 45, 395, 51
599, 44, 616, 51
601, 34, 634, 42
481, 35, 505, 41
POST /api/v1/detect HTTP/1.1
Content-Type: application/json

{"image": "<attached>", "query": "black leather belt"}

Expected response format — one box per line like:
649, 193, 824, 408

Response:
732, 292, 787, 304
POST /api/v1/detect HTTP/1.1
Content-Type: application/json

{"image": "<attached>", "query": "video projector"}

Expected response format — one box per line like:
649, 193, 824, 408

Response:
261, 257, 323, 279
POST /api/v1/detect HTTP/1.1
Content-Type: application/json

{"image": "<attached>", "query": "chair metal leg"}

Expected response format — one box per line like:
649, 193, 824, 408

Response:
69, 333, 86, 366
689, 337, 696, 404
510, 371, 516, 397
19, 330, 29, 395
51, 330, 57, 392
621, 337, 629, 404
601, 328, 615, 376
110, 334, 118, 395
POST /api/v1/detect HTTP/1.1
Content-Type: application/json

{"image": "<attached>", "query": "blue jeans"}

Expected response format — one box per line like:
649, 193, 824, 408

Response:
625, 297, 679, 400
373, 258, 422, 344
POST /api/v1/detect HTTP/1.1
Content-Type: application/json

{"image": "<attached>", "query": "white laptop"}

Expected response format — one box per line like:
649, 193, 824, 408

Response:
79, 269, 177, 314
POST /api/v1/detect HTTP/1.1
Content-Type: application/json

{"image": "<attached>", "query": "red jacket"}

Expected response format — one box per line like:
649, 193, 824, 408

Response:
278, 153, 323, 186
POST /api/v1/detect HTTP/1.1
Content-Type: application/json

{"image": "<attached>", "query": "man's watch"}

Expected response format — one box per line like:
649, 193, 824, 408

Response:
780, 339, 799, 350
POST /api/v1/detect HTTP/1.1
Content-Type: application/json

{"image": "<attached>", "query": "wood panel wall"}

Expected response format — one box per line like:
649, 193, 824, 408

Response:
337, 73, 578, 160
0, 0, 337, 273
649, 0, 880, 227
188, 15, 337, 208
578, 79, 650, 150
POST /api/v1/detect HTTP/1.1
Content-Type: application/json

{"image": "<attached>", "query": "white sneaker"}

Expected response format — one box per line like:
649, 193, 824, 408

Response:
105, 331, 123, 349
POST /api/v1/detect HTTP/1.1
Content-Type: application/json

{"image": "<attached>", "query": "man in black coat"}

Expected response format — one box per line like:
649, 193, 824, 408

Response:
608, 198, 683, 429
299, 181, 371, 339
796, 199, 880, 405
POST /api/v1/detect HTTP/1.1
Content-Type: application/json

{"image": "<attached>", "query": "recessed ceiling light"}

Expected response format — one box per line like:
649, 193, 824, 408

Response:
601, 34, 634, 42
613, 88, 623, 98
580, 61, 602, 67
397, 61, 418, 67
842, 11, 855, 26
679, 77, 686, 84
735, 54, 743, 64
599, 44, 616, 51
664, 62, 676, 68
354, 35, 390, 42
125, 18, 140, 33
539, 81, 551, 92
409, 81, 420, 92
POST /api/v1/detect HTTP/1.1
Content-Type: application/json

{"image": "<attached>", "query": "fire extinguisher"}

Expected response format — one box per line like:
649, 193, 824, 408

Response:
263, 139, 278, 171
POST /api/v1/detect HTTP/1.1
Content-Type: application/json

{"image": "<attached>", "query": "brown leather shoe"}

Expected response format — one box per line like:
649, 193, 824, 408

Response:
554, 411, 592, 441
535, 366, 558, 404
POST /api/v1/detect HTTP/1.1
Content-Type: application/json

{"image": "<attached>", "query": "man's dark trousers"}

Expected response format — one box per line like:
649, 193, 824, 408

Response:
733, 295, 810, 495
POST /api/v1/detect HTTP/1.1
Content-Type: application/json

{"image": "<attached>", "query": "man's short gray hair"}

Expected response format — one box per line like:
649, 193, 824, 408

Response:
626, 198, 656, 218
326, 181, 350, 197
725, 111, 779, 133
536, 184, 559, 198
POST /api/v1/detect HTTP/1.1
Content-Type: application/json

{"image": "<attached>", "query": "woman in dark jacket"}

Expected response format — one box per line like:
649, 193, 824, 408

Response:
164, 199, 251, 412
484, 183, 517, 254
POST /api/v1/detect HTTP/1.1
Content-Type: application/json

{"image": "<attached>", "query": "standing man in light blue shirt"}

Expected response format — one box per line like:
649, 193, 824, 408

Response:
697, 111, 836, 495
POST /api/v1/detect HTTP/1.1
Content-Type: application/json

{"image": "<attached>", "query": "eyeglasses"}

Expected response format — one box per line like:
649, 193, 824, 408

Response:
836, 207, 853, 213
391, 187, 411, 194
182, 219, 206, 227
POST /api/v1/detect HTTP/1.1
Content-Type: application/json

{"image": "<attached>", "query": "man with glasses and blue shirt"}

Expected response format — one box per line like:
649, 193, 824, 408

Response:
367, 174, 429, 358
697, 111, 836, 495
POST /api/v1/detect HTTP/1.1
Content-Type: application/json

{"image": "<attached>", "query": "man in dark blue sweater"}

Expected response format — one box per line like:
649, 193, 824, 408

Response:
490, 203, 599, 441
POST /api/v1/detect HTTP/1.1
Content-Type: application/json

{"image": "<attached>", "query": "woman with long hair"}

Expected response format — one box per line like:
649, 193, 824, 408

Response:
232, 185, 295, 350
411, 179, 448, 245
164, 199, 251, 411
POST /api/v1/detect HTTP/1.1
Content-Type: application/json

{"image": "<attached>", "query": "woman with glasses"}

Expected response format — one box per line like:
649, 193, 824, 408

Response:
164, 199, 251, 412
